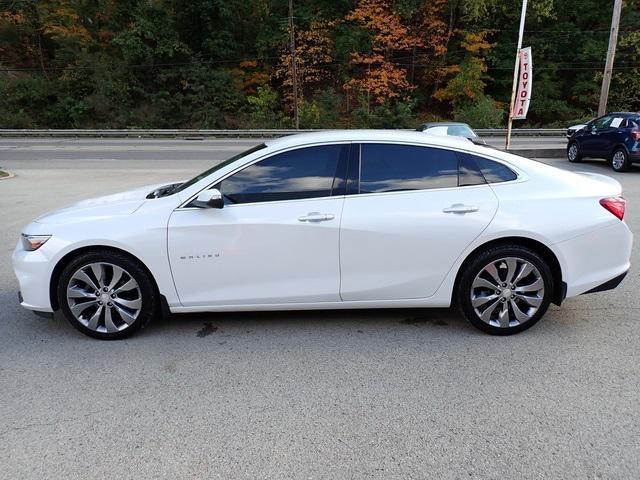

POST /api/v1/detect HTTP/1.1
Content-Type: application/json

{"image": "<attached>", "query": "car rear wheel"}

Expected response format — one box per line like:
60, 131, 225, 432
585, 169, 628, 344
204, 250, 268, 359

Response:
57, 250, 158, 339
567, 142, 582, 163
458, 245, 554, 335
610, 148, 630, 172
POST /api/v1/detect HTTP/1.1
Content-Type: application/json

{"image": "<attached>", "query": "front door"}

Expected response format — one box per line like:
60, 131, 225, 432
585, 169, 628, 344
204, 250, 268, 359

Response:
581, 115, 613, 156
168, 144, 349, 307
339, 144, 499, 301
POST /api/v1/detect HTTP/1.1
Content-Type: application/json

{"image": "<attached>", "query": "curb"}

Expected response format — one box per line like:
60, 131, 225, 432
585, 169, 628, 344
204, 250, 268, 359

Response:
0, 170, 15, 180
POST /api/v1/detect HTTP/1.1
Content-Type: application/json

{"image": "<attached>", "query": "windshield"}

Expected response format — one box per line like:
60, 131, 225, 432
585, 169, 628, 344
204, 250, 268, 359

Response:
446, 125, 476, 138
172, 143, 267, 194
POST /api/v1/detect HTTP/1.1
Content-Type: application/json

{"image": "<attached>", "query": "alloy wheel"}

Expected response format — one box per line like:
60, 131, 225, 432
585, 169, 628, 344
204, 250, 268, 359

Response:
568, 144, 578, 161
612, 150, 626, 170
66, 262, 142, 333
470, 257, 545, 328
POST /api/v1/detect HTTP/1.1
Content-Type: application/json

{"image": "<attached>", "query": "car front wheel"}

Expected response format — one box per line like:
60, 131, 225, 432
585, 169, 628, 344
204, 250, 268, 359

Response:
567, 142, 582, 163
57, 250, 158, 339
458, 245, 554, 335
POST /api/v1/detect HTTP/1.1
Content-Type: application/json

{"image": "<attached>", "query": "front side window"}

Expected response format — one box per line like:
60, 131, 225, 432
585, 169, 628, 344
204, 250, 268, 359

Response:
174, 143, 267, 195
359, 144, 458, 194
592, 116, 613, 131
218, 144, 346, 204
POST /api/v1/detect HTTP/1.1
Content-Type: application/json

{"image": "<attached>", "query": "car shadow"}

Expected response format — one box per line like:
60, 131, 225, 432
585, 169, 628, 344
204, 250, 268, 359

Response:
142, 307, 477, 339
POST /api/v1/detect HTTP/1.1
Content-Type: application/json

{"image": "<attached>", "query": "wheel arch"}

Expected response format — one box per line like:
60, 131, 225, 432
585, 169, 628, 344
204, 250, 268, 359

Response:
611, 143, 629, 155
49, 245, 167, 314
452, 236, 565, 306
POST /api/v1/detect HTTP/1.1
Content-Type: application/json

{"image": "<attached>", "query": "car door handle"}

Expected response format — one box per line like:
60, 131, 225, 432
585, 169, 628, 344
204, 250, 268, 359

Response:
298, 212, 335, 222
443, 204, 479, 214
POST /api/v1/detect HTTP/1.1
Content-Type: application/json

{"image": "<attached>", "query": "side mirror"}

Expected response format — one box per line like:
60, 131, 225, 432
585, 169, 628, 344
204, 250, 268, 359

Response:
192, 188, 224, 209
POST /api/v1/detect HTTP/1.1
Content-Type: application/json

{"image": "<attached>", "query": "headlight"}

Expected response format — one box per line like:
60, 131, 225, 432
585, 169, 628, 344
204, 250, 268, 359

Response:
21, 234, 51, 251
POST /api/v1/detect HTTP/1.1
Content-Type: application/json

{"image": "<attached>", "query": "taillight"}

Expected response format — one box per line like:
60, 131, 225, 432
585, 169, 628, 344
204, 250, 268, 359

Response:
631, 130, 640, 141
600, 196, 626, 220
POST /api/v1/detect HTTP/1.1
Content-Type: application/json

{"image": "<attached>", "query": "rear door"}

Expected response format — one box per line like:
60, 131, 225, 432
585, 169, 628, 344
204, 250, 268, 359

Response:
339, 143, 500, 301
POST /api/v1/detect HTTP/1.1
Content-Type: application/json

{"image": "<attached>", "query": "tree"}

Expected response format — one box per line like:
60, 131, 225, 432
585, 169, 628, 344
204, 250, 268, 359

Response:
273, 20, 334, 113
344, 0, 422, 108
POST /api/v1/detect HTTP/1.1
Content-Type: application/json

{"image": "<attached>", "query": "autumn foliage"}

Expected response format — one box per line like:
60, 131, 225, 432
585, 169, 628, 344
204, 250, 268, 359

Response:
0, 0, 638, 128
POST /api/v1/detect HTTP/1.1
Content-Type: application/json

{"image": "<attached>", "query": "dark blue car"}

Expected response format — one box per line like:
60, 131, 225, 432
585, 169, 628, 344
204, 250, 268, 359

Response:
567, 112, 640, 172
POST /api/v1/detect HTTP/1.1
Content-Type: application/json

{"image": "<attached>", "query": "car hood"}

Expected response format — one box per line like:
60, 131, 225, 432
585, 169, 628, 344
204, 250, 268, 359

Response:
34, 181, 178, 225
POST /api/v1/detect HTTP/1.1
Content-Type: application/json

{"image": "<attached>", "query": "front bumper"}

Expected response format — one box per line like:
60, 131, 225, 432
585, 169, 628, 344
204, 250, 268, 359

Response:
12, 242, 55, 313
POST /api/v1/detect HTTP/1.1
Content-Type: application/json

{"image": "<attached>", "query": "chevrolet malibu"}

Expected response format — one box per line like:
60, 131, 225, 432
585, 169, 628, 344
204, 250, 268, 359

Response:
13, 131, 632, 339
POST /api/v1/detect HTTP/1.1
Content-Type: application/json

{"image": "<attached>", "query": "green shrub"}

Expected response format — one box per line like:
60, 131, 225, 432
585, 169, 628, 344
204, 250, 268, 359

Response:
453, 94, 504, 128
351, 97, 417, 129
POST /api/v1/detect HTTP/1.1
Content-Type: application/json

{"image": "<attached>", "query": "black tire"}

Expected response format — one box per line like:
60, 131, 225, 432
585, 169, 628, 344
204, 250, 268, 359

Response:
610, 148, 631, 172
457, 245, 554, 335
57, 250, 158, 339
567, 142, 582, 163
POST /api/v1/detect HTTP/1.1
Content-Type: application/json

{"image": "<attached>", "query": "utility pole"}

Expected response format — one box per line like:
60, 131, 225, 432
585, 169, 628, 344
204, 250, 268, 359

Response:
288, 0, 300, 129
598, 0, 623, 116
505, 0, 528, 150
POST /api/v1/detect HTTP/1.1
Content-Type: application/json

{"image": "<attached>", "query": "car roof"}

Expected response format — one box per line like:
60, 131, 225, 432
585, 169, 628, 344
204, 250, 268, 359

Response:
263, 129, 477, 151
608, 112, 640, 117
419, 122, 471, 127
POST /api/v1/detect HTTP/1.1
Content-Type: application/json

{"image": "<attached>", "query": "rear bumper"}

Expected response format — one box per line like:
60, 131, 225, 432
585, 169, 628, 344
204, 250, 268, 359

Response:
583, 270, 628, 295
554, 221, 633, 298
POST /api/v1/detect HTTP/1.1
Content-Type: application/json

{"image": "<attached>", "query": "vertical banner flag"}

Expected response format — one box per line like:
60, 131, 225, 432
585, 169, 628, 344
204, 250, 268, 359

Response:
512, 47, 532, 120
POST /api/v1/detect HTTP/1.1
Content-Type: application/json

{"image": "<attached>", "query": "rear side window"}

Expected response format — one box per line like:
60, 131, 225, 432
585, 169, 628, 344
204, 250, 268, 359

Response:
458, 154, 486, 186
359, 144, 458, 193
218, 144, 345, 204
476, 157, 517, 183
458, 153, 517, 184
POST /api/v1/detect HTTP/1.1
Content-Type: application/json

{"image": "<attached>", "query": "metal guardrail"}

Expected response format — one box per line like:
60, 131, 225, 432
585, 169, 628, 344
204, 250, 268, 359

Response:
0, 128, 566, 138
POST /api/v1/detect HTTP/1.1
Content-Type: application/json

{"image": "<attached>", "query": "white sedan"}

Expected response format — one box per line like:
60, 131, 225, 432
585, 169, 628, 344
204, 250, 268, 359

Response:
13, 131, 632, 339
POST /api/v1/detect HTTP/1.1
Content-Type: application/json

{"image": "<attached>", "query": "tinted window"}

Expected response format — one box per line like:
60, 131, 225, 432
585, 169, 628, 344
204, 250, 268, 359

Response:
593, 116, 613, 130
424, 126, 449, 136
458, 153, 486, 186
174, 143, 267, 194
359, 144, 458, 193
447, 125, 476, 138
218, 145, 344, 204
474, 156, 517, 183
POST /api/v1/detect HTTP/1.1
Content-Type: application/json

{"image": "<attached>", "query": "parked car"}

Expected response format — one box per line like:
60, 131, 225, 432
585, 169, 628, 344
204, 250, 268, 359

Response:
566, 123, 588, 138
13, 131, 632, 339
567, 112, 640, 172
417, 122, 488, 145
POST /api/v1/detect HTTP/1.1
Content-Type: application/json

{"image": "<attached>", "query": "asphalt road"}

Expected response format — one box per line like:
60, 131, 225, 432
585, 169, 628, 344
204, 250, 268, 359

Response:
1, 139, 639, 479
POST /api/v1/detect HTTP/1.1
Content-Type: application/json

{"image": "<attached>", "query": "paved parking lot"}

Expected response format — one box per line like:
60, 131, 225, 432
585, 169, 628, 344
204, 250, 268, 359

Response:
1, 139, 639, 479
